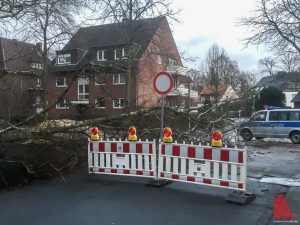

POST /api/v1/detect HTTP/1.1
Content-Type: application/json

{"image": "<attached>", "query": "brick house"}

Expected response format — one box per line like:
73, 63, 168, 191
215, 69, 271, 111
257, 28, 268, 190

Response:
198, 85, 238, 106
291, 92, 300, 108
48, 16, 189, 118
0, 37, 43, 121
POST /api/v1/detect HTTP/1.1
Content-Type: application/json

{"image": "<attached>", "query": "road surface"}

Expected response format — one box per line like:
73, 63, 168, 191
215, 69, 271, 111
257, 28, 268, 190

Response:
0, 141, 299, 225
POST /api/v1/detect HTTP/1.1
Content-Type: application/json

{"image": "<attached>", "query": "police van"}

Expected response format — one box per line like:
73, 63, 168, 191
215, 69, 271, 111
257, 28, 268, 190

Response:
239, 108, 300, 143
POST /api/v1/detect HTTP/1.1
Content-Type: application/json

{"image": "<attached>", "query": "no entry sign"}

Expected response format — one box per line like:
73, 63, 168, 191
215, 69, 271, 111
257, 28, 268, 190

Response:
153, 71, 174, 95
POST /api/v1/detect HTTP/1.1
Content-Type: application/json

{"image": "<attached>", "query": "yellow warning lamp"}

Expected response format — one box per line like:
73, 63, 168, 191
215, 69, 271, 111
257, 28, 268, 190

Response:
90, 127, 100, 141
128, 126, 137, 141
211, 130, 223, 147
163, 127, 173, 143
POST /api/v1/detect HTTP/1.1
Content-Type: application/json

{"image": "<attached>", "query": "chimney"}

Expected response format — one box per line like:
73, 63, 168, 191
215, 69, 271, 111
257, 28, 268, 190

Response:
36, 42, 42, 50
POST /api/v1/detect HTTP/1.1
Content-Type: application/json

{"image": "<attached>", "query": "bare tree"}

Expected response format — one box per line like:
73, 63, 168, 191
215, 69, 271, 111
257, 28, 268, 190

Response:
240, 0, 300, 54
87, 0, 179, 105
278, 51, 300, 72
3, 0, 85, 120
201, 44, 241, 90
258, 56, 277, 75
192, 44, 256, 103
0, 0, 39, 19
187, 68, 206, 91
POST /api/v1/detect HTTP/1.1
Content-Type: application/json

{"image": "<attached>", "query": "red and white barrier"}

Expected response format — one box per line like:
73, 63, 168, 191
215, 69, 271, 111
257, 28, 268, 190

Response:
88, 139, 156, 178
158, 142, 247, 191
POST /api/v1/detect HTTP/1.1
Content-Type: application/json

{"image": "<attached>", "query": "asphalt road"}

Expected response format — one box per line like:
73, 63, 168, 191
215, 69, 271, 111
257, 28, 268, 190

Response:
0, 141, 299, 225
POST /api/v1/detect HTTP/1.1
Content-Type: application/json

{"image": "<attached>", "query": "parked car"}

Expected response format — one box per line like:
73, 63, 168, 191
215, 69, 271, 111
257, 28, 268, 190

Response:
239, 108, 300, 143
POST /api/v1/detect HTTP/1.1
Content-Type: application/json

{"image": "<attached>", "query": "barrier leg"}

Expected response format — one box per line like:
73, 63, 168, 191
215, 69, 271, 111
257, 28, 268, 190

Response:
146, 141, 172, 187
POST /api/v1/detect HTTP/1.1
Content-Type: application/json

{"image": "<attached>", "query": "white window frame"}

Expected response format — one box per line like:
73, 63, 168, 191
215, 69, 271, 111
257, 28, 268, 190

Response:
32, 62, 43, 69
167, 58, 177, 66
97, 50, 107, 61
122, 48, 128, 59
56, 98, 69, 109
114, 48, 122, 60
57, 54, 71, 65
114, 48, 128, 60
36, 78, 41, 87
78, 78, 89, 101
95, 98, 106, 109
113, 98, 125, 109
113, 74, 126, 85
56, 77, 67, 87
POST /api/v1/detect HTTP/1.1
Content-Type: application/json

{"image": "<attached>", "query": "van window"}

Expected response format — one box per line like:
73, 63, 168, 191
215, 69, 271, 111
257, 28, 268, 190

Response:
290, 111, 300, 121
252, 111, 267, 121
269, 111, 289, 121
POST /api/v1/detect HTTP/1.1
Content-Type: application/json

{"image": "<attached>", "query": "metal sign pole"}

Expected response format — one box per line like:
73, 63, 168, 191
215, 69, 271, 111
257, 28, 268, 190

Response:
160, 95, 165, 140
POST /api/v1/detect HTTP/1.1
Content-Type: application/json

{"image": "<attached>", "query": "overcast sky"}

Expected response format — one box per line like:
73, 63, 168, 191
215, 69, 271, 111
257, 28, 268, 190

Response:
171, 0, 269, 72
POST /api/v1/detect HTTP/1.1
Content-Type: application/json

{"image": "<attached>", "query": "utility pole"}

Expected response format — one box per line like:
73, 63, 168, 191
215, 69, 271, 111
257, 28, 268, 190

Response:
252, 94, 255, 115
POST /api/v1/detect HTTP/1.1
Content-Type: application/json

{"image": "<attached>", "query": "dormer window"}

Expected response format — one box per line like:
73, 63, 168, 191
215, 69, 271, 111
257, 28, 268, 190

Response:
114, 48, 128, 60
57, 53, 71, 65
97, 50, 107, 61
122, 48, 128, 59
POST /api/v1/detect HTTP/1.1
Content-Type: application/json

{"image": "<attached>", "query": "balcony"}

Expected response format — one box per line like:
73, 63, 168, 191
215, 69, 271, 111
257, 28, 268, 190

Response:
166, 66, 188, 76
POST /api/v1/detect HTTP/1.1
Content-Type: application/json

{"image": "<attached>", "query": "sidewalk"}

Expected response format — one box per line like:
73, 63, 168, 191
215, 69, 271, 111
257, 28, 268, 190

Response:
285, 173, 300, 223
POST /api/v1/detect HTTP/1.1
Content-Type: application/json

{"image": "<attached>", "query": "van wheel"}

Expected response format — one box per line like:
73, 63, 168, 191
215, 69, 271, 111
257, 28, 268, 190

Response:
290, 131, 300, 144
241, 129, 253, 141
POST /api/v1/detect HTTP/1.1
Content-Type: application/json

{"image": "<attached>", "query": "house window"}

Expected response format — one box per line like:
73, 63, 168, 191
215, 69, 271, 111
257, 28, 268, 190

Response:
36, 78, 41, 87
122, 48, 128, 59
95, 75, 105, 86
78, 78, 89, 100
56, 77, 66, 87
57, 54, 71, 65
113, 74, 126, 85
36, 96, 42, 105
56, 98, 69, 109
95, 98, 106, 109
114, 48, 128, 60
114, 49, 122, 60
113, 98, 125, 109
31, 62, 43, 69
35, 96, 43, 114
97, 50, 107, 61
167, 58, 177, 66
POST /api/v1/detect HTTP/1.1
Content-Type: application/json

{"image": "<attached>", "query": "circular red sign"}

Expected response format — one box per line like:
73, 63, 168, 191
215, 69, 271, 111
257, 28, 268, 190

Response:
153, 71, 174, 95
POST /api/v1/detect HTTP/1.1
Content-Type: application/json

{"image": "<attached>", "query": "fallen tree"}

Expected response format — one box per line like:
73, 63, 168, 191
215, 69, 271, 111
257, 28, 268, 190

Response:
0, 102, 241, 189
